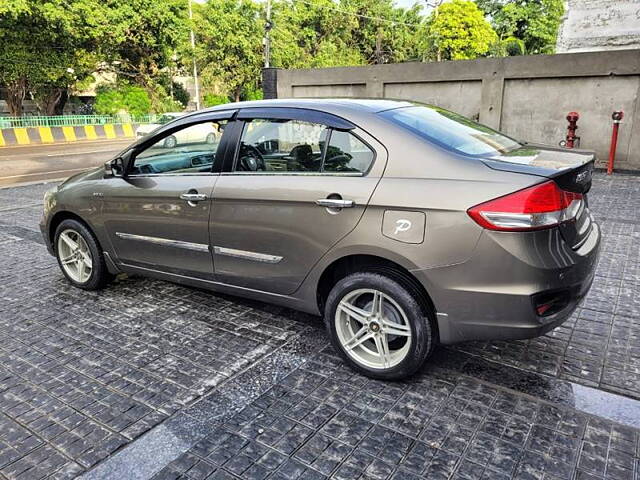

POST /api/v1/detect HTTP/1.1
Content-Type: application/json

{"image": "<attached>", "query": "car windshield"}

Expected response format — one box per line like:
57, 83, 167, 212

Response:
380, 105, 522, 157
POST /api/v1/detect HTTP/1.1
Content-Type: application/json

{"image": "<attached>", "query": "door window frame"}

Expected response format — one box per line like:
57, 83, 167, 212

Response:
124, 110, 237, 177
221, 108, 377, 176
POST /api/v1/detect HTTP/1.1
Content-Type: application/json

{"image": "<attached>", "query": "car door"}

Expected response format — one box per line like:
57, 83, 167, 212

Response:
101, 111, 234, 278
209, 108, 386, 295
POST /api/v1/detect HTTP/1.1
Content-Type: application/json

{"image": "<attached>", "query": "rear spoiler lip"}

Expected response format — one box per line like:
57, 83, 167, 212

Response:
479, 147, 596, 180
520, 141, 595, 157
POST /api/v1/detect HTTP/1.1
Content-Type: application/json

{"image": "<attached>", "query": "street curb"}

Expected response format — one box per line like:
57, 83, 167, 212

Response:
0, 123, 139, 147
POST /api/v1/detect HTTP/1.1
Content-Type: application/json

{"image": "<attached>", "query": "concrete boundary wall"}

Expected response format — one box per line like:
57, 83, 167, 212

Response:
276, 50, 640, 170
0, 123, 138, 147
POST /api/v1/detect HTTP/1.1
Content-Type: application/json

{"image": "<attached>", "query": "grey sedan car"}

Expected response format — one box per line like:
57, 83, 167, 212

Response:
40, 99, 600, 380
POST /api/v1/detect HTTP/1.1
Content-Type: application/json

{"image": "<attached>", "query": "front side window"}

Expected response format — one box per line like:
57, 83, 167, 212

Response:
324, 130, 374, 173
132, 120, 226, 175
235, 119, 329, 173
380, 105, 521, 157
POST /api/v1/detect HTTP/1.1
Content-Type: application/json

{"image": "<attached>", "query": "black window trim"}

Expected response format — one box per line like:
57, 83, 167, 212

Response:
236, 107, 355, 130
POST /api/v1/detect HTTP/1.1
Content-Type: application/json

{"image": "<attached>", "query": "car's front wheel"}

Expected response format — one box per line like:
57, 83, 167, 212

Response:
325, 272, 435, 380
206, 132, 216, 144
54, 219, 113, 290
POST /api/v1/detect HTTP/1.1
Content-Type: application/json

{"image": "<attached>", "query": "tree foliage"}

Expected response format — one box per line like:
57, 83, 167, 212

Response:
0, 0, 187, 115
94, 85, 151, 115
0, 0, 105, 115
192, 0, 263, 102
1, 0, 566, 115
477, 0, 564, 54
427, 0, 497, 60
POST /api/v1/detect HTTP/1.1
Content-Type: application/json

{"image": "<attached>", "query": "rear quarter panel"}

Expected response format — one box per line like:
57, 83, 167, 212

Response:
295, 116, 555, 309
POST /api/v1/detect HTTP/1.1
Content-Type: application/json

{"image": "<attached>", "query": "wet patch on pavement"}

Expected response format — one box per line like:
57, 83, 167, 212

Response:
145, 350, 640, 480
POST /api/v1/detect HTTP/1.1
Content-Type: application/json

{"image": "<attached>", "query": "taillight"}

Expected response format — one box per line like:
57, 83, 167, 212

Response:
467, 180, 583, 231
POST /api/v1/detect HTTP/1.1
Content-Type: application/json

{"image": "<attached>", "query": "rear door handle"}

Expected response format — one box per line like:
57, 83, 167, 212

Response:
316, 198, 355, 208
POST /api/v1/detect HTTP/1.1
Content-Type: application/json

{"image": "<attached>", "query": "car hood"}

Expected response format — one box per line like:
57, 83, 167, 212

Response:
58, 167, 103, 189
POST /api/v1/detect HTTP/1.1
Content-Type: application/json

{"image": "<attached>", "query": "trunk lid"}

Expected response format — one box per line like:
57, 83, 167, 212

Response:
481, 144, 595, 249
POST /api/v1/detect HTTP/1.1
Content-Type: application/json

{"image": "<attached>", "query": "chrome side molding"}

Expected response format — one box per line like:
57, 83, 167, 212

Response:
115, 232, 210, 252
213, 246, 283, 264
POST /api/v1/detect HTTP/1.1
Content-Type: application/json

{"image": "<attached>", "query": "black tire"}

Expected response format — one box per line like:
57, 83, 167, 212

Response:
324, 272, 436, 380
54, 219, 114, 290
206, 132, 216, 144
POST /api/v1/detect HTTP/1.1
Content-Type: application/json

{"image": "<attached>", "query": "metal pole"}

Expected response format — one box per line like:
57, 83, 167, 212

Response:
188, 0, 201, 110
425, 0, 443, 62
607, 111, 624, 175
435, 2, 441, 62
264, 0, 272, 68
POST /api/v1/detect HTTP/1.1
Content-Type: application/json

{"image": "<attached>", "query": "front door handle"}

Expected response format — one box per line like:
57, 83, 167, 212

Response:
180, 191, 208, 206
316, 198, 355, 208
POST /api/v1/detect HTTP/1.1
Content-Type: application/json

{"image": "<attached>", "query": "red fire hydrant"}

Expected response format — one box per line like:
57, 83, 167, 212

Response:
565, 112, 580, 148
607, 111, 624, 175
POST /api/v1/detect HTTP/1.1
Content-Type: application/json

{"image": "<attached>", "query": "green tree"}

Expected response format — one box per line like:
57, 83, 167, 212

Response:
477, 0, 564, 54
345, 0, 425, 64
270, 0, 364, 69
0, 0, 106, 115
203, 93, 230, 107
102, 0, 188, 85
100, 0, 189, 110
0, 0, 188, 115
191, 0, 262, 102
427, 0, 497, 60
94, 85, 151, 115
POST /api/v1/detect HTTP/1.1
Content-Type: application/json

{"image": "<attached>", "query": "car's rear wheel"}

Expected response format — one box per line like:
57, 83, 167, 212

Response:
325, 272, 435, 380
54, 219, 113, 290
164, 135, 177, 148
206, 132, 216, 144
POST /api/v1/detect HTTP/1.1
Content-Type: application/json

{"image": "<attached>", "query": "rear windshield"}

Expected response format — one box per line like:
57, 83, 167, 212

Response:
379, 105, 522, 157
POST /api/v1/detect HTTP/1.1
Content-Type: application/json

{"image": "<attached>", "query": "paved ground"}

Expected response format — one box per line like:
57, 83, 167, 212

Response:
0, 171, 639, 480
0, 140, 131, 187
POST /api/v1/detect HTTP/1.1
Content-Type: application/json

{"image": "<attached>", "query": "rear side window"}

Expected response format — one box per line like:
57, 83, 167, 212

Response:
380, 106, 521, 157
324, 130, 374, 173
236, 118, 329, 173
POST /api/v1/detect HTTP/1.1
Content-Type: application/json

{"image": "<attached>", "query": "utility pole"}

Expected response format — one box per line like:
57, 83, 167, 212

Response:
426, 0, 444, 62
188, 0, 201, 110
264, 0, 272, 68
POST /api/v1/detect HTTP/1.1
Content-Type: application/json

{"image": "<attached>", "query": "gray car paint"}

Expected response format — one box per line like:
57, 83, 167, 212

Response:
40, 99, 600, 345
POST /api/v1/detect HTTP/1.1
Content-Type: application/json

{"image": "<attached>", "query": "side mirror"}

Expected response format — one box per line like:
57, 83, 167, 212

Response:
105, 157, 124, 178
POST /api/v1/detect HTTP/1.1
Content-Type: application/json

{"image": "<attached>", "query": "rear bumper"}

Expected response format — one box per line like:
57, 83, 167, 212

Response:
416, 221, 600, 344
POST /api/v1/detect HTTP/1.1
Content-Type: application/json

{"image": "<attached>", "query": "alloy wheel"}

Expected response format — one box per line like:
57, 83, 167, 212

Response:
335, 288, 412, 370
57, 229, 93, 283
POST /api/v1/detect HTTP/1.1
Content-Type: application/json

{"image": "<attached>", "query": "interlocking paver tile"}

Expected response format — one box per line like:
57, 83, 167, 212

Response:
1, 172, 640, 479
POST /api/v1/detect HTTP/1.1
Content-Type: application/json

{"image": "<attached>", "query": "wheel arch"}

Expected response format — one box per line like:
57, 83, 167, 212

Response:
316, 254, 437, 329
48, 211, 93, 249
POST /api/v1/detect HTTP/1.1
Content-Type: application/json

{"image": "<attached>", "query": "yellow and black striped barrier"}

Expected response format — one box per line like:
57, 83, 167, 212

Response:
0, 124, 139, 147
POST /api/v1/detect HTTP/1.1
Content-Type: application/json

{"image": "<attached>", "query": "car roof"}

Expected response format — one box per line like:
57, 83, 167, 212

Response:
200, 98, 414, 117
